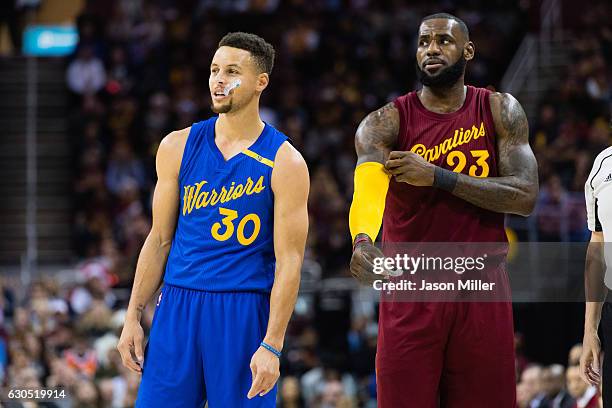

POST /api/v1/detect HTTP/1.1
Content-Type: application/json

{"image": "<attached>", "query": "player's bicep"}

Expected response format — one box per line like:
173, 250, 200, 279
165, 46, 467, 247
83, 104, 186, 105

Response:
150, 177, 179, 247
492, 93, 538, 182
271, 143, 309, 264
355, 102, 399, 165
150, 134, 184, 247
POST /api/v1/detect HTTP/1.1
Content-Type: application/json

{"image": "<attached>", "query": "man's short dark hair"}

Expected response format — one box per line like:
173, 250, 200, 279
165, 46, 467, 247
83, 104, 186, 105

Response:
421, 13, 469, 39
218, 32, 275, 75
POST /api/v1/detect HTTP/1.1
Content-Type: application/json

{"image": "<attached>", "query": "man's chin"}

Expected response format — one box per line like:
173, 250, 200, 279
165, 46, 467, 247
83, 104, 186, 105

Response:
423, 67, 442, 77
416, 57, 466, 88
211, 103, 232, 114
419, 71, 458, 88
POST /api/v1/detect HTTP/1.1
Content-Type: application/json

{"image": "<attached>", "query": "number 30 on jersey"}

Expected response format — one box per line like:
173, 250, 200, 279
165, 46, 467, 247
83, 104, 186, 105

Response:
211, 207, 261, 246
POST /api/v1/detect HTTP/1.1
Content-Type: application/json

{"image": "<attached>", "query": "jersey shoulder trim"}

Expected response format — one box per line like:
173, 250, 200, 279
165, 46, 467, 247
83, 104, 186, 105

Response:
247, 125, 289, 167
242, 149, 275, 168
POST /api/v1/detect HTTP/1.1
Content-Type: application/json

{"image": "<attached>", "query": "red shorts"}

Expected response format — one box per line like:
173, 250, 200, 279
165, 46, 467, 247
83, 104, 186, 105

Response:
376, 301, 516, 408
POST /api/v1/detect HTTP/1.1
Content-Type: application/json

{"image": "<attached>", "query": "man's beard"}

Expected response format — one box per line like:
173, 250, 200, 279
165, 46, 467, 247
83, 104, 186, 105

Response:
416, 56, 466, 88
211, 101, 233, 114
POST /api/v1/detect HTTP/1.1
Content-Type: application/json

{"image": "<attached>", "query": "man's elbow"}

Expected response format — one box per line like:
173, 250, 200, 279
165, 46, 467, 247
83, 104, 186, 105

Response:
160, 238, 173, 250
514, 189, 538, 217
147, 230, 173, 251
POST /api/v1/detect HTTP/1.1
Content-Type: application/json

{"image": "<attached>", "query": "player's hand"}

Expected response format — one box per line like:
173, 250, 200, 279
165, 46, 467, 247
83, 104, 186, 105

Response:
117, 318, 145, 373
385, 151, 435, 186
580, 329, 602, 385
247, 346, 280, 399
350, 240, 387, 285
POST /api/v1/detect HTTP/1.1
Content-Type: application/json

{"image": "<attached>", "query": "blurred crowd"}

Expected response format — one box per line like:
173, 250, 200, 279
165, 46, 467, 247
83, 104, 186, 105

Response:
515, 344, 601, 408
0, 273, 606, 407
531, 1, 611, 243
0, 0, 611, 406
0, 275, 142, 407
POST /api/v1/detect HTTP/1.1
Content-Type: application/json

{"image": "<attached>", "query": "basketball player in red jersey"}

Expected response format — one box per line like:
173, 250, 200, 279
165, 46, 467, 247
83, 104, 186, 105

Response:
349, 13, 539, 407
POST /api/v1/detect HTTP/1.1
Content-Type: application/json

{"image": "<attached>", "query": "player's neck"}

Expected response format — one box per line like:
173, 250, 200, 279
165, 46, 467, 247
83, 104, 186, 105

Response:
216, 102, 264, 142
419, 80, 467, 114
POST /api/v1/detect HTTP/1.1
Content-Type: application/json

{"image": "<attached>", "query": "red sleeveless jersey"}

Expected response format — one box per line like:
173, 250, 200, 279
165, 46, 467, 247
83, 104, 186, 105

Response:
383, 85, 506, 243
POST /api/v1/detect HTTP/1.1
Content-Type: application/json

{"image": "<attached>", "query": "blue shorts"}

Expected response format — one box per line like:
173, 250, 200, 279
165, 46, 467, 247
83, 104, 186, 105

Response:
136, 285, 276, 407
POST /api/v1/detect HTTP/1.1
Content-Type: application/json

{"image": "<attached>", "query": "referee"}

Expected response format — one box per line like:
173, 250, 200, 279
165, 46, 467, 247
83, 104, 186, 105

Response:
580, 146, 612, 405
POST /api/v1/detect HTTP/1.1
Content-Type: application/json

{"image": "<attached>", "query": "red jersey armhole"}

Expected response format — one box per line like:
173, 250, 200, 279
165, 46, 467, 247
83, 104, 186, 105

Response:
484, 89, 501, 170
483, 90, 496, 135
393, 96, 408, 150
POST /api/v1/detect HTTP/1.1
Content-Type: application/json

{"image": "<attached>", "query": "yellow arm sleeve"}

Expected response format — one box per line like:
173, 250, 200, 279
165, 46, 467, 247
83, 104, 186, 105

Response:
349, 162, 391, 242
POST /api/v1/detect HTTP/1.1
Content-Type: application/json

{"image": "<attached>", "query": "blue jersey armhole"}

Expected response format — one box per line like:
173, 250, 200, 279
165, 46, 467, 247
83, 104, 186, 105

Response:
269, 129, 290, 161
243, 125, 289, 168
178, 120, 209, 184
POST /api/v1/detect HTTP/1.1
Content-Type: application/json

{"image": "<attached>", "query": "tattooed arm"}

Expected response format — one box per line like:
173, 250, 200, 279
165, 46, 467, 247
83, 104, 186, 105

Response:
355, 102, 399, 165
349, 103, 398, 283
450, 93, 538, 216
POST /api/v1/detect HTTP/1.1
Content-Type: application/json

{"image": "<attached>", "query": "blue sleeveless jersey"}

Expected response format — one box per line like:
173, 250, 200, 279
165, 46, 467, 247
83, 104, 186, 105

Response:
164, 117, 288, 292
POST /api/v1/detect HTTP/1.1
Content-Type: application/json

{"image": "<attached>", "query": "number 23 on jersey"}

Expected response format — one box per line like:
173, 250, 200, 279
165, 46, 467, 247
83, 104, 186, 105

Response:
446, 149, 490, 177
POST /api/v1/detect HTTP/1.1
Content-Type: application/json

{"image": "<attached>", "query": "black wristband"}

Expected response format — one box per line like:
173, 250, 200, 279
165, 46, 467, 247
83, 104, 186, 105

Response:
433, 167, 458, 192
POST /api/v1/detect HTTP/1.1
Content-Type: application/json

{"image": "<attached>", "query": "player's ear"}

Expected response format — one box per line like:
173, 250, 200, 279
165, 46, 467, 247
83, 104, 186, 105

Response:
464, 41, 475, 61
255, 73, 269, 92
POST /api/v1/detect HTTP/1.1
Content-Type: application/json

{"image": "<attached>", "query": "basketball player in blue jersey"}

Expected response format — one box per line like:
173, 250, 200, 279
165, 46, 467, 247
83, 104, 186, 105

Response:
117, 32, 310, 407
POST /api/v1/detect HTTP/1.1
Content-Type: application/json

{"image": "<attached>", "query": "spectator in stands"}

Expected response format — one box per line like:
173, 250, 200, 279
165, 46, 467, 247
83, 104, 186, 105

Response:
515, 332, 531, 377
520, 365, 548, 407
319, 379, 353, 408
566, 366, 599, 408
517, 381, 531, 408
66, 45, 107, 95
569, 344, 583, 367
47, 355, 78, 389
105, 140, 147, 195
541, 364, 575, 408
63, 334, 97, 379
73, 378, 101, 407
537, 174, 570, 241
106, 45, 134, 95
278, 375, 305, 408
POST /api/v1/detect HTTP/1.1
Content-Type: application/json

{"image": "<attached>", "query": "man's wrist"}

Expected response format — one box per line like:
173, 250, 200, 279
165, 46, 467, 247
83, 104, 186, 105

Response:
262, 336, 283, 351
433, 166, 458, 192
426, 163, 436, 186
353, 234, 372, 251
126, 306, 144, 322
260, 341, 282, 358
